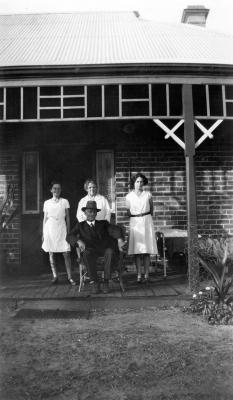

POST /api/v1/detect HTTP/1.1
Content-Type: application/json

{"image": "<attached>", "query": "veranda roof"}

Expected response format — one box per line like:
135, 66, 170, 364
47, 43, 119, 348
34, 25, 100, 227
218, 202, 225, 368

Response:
0, 11, 233, 68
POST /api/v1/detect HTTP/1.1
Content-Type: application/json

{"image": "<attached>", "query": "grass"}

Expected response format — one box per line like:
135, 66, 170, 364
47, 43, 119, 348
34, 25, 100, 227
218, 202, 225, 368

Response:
0, 304, 233, 400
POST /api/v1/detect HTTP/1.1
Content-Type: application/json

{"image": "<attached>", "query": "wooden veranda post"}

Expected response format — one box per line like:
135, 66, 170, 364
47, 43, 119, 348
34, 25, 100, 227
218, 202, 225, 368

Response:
182, 84, 199, 292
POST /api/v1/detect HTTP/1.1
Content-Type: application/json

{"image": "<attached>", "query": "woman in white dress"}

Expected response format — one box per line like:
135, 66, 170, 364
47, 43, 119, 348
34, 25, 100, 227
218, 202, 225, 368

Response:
76, 179, 111, 222
126, 173, 158, 283
42, 181, 76, 285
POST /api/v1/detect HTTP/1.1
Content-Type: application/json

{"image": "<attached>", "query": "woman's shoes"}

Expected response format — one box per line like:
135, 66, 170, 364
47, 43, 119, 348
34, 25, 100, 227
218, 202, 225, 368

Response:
51, 276, 76, 285
67, 278, 76, 286
137, 276, 151, 285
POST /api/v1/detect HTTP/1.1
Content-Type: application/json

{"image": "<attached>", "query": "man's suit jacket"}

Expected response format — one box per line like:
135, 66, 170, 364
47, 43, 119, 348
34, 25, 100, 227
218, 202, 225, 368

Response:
67, 220, 122, 252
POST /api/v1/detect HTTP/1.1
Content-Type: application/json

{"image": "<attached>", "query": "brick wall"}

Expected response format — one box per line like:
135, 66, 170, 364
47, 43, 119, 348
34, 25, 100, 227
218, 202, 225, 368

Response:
196, 152, 233, 235
0, 119, 233, 273
0, 138, 21, 268
115, 145, 186, 231
115, 144, 233, 237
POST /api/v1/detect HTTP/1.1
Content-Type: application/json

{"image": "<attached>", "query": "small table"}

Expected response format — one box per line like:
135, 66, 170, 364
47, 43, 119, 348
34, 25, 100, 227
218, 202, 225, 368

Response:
156, 229, 188, 277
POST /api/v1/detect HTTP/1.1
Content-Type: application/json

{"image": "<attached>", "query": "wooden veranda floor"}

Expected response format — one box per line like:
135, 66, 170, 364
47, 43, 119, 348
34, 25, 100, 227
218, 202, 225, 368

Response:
0, 272, 190, 301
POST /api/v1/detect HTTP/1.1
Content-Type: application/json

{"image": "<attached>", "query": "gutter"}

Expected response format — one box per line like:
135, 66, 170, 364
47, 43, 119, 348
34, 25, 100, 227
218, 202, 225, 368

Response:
0, 63, 233, 80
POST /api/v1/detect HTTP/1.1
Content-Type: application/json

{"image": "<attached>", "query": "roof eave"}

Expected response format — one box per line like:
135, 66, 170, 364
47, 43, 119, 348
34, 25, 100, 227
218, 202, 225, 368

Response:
0, 63, 233, 80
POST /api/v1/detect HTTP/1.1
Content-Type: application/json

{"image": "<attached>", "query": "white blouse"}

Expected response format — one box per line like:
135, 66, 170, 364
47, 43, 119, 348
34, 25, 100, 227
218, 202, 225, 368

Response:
76, 194, 111, 222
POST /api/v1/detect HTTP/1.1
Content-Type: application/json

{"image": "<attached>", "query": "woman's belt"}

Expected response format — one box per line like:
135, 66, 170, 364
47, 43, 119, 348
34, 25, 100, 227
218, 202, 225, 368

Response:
130, 211, 151, 217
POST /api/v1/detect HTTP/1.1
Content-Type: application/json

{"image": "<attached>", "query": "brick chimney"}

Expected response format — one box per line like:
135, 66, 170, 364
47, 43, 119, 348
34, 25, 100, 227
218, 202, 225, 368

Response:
181, 5, 209, 27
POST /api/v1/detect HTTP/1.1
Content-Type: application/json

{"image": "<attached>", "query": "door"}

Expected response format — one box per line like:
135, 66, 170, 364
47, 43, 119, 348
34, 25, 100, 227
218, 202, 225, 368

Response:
96, 150, 115, 216
21, 151, 43, 273
21, 145, 94, 274
43, 145, 94, 224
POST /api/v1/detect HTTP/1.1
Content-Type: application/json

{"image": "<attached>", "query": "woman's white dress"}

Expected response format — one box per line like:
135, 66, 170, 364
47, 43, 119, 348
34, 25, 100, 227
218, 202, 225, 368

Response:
126, 190, 158, 255
42, 198, 71, 253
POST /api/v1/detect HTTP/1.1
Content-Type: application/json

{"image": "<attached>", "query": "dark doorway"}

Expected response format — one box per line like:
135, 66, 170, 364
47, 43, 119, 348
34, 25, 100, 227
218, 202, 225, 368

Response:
21, 144, 94, 274
42, 144, 94, 223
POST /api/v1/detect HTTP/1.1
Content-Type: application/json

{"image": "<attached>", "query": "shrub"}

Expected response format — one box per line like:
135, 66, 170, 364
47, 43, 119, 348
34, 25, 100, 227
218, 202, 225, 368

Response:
197, 236, 233, 304
184, 236, 233, 325
0, 184, 17, 232
184, 288, 233, 325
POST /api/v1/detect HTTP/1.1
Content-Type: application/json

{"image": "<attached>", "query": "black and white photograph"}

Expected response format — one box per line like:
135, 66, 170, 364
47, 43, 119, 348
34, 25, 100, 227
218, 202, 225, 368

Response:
0, 0, 233, 399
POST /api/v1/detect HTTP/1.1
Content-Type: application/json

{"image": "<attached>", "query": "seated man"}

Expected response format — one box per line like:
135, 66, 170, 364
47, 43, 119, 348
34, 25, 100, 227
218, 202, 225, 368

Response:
67, 200, 124, 293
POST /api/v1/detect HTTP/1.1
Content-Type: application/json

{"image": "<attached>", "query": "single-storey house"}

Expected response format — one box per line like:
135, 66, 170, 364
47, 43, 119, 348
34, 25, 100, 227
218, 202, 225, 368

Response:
0, 7, 233, 290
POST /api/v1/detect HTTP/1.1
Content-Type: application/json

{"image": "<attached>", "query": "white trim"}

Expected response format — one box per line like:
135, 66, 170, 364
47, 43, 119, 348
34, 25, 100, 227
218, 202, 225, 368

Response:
148, 83, 152, 117
205, 85, 210, 117
22, 151, 40, 214
20, 87, 23, 120
61, 85, 64, 119
166, 84, 170, 116
3, 87, 6, 120
40, 95, 61, 98
153, 119, 185, 149
222, 85, 226, 117
2, 115, 233, 123
84, 85, 87, 118
194, 116, 233, 119
1, 82, 233, 121
194, 119, 223, 148
1, 76, 233, 87
101, 84, 105, 117
121, 98, 149, 102
63, 106, 85, 109
38, 106, 61, 110
38, 84, 86, 117
119, 84, 122, 117
63, 94, 85, 98
37, 87, 40, 119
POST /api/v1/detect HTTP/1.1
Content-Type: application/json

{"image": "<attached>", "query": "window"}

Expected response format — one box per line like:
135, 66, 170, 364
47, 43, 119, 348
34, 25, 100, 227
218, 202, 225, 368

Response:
22, 152, 40, 214
96, 150, 115, 213
121, 84, 150, 117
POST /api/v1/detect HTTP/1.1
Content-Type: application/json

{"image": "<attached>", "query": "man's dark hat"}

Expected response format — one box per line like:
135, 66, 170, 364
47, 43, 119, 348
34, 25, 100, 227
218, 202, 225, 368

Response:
81, 200, 101, 212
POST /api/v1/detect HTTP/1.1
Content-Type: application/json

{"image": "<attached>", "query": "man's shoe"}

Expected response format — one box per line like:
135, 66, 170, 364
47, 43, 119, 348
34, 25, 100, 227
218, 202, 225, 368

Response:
68, 278, 76, 286
51, 277, 58, 284
102, 281, 110, 294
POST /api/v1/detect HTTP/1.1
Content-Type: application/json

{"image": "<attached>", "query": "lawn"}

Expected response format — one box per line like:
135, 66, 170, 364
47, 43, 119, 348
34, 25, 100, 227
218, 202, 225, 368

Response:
0, 303, 233, 400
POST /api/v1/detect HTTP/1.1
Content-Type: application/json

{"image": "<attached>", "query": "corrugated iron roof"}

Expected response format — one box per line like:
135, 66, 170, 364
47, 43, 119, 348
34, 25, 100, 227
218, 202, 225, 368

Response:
0, 11, 233, 68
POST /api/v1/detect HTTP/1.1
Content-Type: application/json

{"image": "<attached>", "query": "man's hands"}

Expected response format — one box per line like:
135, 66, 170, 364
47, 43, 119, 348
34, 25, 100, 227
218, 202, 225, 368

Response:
117, 238, 127, 252
77, 240, 86, 252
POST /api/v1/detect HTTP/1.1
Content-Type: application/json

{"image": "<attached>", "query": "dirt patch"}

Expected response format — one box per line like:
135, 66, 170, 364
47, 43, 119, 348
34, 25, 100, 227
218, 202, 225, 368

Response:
0, 303, 233, 400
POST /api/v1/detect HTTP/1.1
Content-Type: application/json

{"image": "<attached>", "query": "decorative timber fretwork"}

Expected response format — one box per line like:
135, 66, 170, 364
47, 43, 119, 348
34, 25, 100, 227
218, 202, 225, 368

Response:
0, 83, 232, 122
153, 119, 185, 149
153, 118, 223, 150
194, 119, 223, 148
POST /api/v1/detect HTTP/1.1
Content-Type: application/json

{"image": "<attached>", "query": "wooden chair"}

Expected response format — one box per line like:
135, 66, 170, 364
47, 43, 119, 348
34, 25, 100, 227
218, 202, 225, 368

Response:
76, 224, 126, 293
155, 231, 169, 278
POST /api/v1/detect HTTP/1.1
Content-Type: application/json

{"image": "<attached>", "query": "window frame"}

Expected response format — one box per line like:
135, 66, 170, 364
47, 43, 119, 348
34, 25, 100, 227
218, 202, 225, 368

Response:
22, 151, 40, 214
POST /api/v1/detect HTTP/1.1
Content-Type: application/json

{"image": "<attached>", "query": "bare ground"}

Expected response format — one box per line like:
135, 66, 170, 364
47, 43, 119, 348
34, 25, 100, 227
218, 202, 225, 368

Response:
0, 303, 233, 400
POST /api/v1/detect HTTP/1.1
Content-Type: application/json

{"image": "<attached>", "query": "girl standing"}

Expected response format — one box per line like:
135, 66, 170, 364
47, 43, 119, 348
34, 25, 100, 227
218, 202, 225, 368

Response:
126, 173, 158, 283
42, 181, 76, 285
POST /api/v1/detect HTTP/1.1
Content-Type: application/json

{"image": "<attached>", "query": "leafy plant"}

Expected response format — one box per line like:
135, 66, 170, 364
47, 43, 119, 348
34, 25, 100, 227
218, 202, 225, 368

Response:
197, 236, 233, 304
0, 184, 17, 232
183, 288, 233, 325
